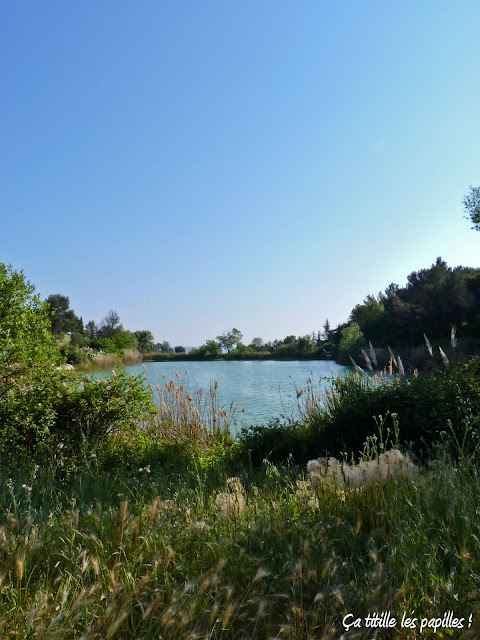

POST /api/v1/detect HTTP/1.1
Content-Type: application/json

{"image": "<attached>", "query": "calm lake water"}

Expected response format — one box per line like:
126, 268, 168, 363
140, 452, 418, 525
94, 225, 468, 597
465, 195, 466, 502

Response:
93, 360, 347, 428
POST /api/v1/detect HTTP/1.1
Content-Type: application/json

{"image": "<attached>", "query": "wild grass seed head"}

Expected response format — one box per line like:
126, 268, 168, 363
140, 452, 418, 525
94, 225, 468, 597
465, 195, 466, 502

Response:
307, 449, 415, 488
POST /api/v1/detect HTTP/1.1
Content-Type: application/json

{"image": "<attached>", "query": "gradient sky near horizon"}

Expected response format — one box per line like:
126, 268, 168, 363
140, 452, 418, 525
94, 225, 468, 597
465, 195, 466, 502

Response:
2, 1, 479, 347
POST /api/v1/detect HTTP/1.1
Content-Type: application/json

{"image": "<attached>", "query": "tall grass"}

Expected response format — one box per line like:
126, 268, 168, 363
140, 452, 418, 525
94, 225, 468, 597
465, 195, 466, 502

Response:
153, 369, 238, 440
98, 368, 237, 472
0, 444, 479, 639
78, 349, 143, 372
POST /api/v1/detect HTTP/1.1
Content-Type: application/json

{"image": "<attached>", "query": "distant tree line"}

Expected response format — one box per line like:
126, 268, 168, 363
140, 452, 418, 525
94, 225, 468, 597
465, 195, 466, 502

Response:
185, 256, 480, 365
330, 257, 480, 364
43, 295, 158, 365
44, 187, 480, 367
45, 255, 480, 368
186, 327, 334, 360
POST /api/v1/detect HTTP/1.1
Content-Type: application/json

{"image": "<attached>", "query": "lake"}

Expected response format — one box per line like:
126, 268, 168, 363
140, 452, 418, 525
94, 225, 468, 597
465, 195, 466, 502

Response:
93, 360, 347, 429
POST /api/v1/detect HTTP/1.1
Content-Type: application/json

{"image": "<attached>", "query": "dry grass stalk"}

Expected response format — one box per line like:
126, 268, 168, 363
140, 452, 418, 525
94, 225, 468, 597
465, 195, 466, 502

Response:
123, 350, 142, 365
295, 370, 407, 427
154, 371, 237, 441
387, 346, 398, 368
216, 477, 246, 518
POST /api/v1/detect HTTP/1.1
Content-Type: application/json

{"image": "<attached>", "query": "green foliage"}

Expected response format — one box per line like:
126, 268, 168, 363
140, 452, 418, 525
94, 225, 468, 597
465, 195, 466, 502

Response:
85, 319, 97, 338
91, 331, 138, 354
100, 428, 232, 475
53, 371, 157, 455
59, 331, 90, 365
332, 258, 480, 355
157, 340, 173, 353
99, 432, 200, 473
204, 338, 221, 356
86, 309, 140, 356
250, 337, 264, 349
235, 418, 316, 466
230, 342, 255, 356
337, 322, 365, 362
0, 368, 157, 469
0, 264, 63, 386
134, 329, 155, 352
322, 318, 333, 341
45, 293, 83, 335
0, 264, 158, 469
0, 446, 479, 639
463, 184, 480, 231
97, 309, 122, 338
349, 295, 385, 336
0, 375, 61, 467
0, 264, 65, 466
309, 358, 480, 459
296, 334, 316, 354
216, 328, 243, 354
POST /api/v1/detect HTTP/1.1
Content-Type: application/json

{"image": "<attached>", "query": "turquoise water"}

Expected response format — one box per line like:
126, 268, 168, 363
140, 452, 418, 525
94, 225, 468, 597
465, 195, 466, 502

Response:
93, 359, 347, 428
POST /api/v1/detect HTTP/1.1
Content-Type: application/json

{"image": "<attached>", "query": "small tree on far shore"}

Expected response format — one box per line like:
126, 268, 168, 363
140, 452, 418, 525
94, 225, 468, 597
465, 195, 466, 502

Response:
134, 330, 155, 353
157, 341, 173, 353
205, 339, 222, 356
216, 328, 243, 354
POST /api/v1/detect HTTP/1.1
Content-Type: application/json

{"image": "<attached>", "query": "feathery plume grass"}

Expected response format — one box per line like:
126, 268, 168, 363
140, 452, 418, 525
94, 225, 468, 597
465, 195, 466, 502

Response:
349, 356, 366, 376
424, 333, 434, 359
369, 341, 378, 369
361, 349, 373, 371
155, 370, 237, 442
451, 326, 457, 349
307, 449, 415, 488
439, 346, 449, 367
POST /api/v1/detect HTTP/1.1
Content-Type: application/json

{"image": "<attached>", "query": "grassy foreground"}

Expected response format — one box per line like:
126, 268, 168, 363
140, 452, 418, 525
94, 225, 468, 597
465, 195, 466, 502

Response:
1, 448, 480, 639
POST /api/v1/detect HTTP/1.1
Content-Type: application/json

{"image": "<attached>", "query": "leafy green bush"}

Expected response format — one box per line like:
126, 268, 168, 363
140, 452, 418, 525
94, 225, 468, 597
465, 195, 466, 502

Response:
337, 321, 365, 363
235, 418, 316, 466
308, 358, 480, 458
0, 373, 61, 467
0, 264, 65, 467
0, 263, 159, 469
52, 370, 157, 455
0, 370, 157, 469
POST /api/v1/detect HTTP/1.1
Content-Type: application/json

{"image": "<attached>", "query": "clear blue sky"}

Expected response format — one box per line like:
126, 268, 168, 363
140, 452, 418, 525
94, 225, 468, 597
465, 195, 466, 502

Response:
2, 1, 479, 347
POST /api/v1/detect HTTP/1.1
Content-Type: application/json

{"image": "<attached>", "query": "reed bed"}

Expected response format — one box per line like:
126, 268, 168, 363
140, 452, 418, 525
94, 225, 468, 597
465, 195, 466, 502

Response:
152, 369, 238, 441
123, 349, 143, 366
78, 349, 142, 372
